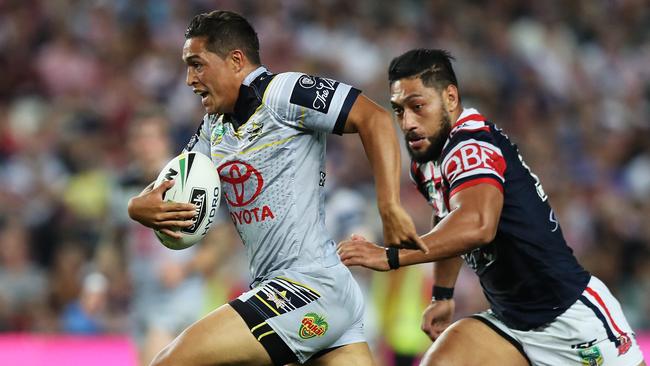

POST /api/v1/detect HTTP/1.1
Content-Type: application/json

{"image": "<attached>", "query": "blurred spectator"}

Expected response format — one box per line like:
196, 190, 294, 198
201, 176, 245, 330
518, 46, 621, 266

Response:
60, 272, 110, 334
0, 218, 47, 331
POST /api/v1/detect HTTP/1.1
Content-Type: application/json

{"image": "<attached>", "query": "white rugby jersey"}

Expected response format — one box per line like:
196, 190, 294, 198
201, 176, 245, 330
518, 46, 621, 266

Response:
186, 66, 361, 282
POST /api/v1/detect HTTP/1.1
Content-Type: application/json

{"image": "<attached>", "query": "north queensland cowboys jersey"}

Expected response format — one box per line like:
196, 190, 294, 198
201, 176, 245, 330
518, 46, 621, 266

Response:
186, 66, 361, 283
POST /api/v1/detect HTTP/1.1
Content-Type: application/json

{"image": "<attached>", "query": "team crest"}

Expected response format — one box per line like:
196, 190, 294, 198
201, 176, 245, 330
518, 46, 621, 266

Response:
246, 120, 263, 142
617, 334, 632, 355
265, 290, 290, 311
299, 313, 328, 339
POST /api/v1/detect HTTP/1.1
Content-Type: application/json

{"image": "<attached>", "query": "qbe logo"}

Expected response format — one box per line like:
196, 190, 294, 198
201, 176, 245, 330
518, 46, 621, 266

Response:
442, 141, 505, 182
218, 160, 264, 207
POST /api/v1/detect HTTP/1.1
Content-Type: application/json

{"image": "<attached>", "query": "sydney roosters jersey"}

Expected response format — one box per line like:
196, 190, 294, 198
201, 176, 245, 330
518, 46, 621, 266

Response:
410, 108, 590, 330
186, 67, 360, 282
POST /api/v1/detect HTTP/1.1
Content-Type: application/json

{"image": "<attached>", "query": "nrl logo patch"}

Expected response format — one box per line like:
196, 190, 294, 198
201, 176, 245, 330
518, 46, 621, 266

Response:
578, 346, 603, 366
211, 122, 225, 146
299, 313, 328, 339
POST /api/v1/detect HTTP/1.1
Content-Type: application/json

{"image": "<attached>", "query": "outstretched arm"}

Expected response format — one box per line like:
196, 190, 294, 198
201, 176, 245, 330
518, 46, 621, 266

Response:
343, 94, 427, 252
337, 183, 503, 269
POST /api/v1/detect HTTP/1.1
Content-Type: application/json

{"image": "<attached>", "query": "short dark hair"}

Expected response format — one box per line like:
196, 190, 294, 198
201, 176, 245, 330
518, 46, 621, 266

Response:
185, 10, 261, 65
388, 49, 458, 91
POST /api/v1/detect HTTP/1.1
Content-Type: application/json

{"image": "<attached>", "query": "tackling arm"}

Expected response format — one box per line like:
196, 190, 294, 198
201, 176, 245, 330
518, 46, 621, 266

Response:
337, 183, 503, 270
400, 183, 503, 265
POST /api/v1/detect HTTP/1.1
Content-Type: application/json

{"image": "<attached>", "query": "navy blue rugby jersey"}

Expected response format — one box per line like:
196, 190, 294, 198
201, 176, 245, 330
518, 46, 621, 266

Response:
410, 108, 590, 330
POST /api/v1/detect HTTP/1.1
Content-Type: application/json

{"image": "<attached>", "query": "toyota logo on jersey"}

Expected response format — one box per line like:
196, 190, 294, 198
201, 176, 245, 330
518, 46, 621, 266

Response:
218, 160, 264, 207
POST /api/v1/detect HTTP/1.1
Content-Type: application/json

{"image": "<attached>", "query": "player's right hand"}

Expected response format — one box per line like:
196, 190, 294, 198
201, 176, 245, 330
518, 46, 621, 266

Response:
380, 203, 429, 253
421, 298, 455, 341
127, 180, 197, 239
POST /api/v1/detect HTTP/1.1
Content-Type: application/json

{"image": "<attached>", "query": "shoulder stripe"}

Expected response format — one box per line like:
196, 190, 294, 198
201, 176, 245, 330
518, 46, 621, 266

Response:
451, 120, 490, 135
449, 177, 504, 198
332, 87, 361, 135
453, 113, 485, 128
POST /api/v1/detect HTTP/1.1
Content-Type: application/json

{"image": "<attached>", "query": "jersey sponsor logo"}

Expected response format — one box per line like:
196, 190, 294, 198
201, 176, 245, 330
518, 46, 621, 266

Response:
442, 140, 505, 184
229, 205, 275, 225
299, 313, 328, 339
549, 209, 559, 232
462, 244, 497, 275
290, 75, 339, 114
218, 161, 264, 207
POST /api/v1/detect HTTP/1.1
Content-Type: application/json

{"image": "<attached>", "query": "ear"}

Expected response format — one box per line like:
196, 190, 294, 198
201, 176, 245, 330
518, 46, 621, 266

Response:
228, 49, 246, 73
443, 84, 460, 113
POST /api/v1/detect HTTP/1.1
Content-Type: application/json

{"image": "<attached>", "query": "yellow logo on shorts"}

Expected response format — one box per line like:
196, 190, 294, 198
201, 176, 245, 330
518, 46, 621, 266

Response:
299, 313, 328, 339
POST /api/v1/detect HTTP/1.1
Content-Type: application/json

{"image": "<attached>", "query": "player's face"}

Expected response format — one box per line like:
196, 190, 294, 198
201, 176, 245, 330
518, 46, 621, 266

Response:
183, 37, 240, 114
390, 77, 452, 163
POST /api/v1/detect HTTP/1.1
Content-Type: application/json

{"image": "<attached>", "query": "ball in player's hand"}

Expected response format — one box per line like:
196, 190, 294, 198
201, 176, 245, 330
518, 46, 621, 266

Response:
153, 152, 221, 249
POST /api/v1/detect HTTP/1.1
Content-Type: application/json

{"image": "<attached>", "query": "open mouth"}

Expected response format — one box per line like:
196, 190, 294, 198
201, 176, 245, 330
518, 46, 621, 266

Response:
406, 132, 426, 149
193, 89, 210, 98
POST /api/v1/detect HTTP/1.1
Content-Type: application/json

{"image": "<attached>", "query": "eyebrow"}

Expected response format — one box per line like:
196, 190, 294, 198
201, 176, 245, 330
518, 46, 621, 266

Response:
391, 93, 423, 107
183, 55, 201, 64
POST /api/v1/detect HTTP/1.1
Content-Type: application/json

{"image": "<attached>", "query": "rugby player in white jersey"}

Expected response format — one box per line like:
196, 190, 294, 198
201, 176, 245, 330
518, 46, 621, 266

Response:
127, 10, 425, 366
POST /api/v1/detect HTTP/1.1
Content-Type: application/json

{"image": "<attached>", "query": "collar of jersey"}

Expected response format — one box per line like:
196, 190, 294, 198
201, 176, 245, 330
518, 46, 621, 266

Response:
436, 107, 487, 156
452, 107, 485, 128
242, 66, 268, 86
225, 66, 273, 131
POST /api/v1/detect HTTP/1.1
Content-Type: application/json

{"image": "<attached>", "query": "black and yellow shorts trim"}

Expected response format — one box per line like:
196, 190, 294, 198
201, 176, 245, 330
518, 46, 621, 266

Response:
229, 277, 321, 365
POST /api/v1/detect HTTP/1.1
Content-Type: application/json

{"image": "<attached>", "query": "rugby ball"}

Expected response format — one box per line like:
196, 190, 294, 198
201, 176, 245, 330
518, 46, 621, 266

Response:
153, 152, 221, 250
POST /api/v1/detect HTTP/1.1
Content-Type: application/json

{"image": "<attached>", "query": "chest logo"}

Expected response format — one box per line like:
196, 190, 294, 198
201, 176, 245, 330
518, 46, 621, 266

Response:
218, 161, 264, 207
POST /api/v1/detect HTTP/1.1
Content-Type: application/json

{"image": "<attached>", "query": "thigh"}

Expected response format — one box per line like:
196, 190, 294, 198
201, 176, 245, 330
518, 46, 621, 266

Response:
420, 318, 529, 366
151, 303, 273, 366
296, 342, 375, 366
241, 267, 367, 364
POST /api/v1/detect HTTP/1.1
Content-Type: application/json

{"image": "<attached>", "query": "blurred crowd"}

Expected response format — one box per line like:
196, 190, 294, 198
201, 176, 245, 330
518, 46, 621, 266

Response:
0, 0, 649, 364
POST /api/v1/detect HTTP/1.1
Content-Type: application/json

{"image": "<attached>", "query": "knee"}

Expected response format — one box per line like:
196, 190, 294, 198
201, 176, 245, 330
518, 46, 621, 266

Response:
149, 340, 180, 366
420, 344, 458, 366
149, 347, 172, 366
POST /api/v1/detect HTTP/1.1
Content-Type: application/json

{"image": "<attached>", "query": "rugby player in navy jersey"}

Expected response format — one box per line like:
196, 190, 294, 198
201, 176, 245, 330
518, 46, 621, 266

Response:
127, 10, 426, 366
338, 49, 646, 366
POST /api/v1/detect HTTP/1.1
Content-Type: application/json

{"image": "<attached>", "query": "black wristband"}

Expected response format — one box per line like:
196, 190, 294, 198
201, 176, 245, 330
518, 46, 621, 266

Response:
385, 247, 400, 270
432, 285, 454, 301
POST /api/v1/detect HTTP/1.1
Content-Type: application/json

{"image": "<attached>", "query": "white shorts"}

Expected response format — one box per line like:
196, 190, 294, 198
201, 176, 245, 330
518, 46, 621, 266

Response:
230, 263, 366, 364
474, 276, 644, 366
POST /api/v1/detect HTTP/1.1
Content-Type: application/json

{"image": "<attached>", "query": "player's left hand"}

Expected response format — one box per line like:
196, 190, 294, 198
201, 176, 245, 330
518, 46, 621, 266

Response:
337, 234, 390, 271
379, 203, 429, 253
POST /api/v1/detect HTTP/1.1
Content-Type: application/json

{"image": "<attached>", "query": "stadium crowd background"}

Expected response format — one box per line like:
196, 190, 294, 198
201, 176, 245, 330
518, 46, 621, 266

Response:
0, 0, 648, 364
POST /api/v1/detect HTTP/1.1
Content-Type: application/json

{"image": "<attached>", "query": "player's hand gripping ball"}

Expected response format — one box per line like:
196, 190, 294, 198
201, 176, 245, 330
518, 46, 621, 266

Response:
154, 152, 221, 249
